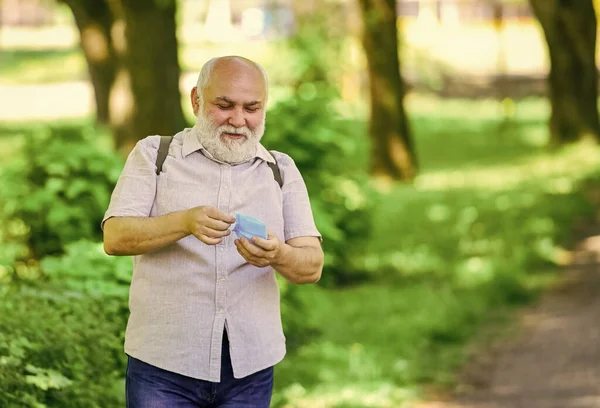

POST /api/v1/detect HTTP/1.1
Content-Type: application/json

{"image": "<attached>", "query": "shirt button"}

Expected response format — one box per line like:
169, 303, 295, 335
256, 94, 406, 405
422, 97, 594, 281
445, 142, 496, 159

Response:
219, 308, 224, 313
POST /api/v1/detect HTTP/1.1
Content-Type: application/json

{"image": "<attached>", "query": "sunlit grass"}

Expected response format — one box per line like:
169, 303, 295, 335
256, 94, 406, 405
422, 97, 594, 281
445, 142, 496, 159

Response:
0, 49, 86, 85
407, 94, 550, 120
416, 140, 599, 191
274, 281, 523, 407
271, 98, 600, 407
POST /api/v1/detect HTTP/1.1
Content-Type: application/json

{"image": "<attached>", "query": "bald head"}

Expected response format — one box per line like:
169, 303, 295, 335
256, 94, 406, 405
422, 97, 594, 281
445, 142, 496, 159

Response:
195, 56, 268, 107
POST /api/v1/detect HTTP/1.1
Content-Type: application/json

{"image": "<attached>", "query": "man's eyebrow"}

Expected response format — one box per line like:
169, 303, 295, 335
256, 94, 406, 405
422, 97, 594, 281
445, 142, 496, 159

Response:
214, 96, 234, 104
213, 97, 262, 106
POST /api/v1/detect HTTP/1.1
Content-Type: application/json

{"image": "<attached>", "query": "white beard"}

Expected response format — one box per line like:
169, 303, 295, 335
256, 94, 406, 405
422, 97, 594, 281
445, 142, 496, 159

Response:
193, 109, 265, 164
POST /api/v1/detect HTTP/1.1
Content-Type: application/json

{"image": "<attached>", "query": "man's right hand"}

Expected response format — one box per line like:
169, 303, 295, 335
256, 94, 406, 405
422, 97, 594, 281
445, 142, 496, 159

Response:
185, 206, 236, 245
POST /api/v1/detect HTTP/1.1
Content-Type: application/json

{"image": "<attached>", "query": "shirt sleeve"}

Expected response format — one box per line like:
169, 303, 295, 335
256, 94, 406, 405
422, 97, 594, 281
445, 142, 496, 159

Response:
274, 152, 322, 242
101, 136, 160, 229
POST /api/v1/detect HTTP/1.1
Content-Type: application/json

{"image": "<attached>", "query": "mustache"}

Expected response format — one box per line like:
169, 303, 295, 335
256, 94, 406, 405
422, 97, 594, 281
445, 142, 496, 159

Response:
219, 125, 252, 138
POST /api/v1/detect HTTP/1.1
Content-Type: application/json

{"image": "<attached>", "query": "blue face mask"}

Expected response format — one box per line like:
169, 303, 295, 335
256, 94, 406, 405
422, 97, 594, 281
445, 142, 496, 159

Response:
231, 213, 267, 242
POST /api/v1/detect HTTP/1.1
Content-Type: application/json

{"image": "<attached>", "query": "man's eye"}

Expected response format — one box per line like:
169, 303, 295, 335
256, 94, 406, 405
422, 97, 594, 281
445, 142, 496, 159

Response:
218, 105, 232, 110
246, 108, 259, 113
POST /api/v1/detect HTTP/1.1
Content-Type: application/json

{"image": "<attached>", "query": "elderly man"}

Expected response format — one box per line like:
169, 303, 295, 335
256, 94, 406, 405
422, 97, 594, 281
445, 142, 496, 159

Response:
102, 56, 323, 408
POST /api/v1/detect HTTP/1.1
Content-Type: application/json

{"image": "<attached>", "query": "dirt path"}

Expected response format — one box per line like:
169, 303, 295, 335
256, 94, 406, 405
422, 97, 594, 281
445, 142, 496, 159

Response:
418, 200, 600, 408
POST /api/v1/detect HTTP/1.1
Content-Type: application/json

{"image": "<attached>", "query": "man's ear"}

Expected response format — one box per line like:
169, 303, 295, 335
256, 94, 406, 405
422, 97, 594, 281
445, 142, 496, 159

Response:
191, 87, 199, 115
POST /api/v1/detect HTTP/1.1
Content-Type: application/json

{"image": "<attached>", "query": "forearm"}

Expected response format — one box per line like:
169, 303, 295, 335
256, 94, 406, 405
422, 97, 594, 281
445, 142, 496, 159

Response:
272, 244, 324, 284
103, 211, 190, 256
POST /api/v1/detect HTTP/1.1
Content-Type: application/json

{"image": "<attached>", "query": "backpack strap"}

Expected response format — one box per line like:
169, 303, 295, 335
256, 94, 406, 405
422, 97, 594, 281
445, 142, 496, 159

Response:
155, 137, 283, 189
267, 151, 283, 188
155, 135, 173, 175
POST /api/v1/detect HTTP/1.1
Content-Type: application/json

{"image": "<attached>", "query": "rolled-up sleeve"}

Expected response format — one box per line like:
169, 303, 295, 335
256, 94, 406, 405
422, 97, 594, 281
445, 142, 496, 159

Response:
101, 136, 159, 229
275, 152, 322, 242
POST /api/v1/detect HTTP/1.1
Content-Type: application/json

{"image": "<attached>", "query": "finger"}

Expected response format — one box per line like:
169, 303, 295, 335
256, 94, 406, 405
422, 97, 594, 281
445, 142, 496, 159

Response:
202, 217, 234, 231
235, 239, 272, 267
200, 226, 231, 238
239, 237, 267, 258
235, 239, 255, 262
251, 235, 277, 251
204, 207, 236, 224
236, 245, 267, 267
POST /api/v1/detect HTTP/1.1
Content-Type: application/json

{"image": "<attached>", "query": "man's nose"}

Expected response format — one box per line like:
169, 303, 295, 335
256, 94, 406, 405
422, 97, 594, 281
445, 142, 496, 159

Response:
228, 109, 246, 128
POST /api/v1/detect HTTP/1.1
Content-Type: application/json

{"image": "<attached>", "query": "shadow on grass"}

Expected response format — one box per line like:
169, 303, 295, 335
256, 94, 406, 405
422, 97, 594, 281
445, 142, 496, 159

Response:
413, 115, 548, 173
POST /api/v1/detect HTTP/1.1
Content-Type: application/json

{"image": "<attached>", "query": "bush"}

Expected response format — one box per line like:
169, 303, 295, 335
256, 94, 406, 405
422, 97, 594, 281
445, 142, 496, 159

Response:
0, 238, 131, 407
277, 275, 331, 351
40, 240, 132, 298
0, 284, 127, 408
264, 91, 376, 287
263, 9, 376, 287
0, 125, 123, 259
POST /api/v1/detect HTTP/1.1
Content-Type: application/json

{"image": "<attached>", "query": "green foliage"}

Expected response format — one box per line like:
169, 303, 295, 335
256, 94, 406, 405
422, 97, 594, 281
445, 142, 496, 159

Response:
277, 275, 331, 351
264, 16, 376, 286
0, 126, 131, 406
265, 93, 376, 286
0, 285, 127, 408
0, 125, 124, 259
267, 2, 347, 91
41, 240, 132, 298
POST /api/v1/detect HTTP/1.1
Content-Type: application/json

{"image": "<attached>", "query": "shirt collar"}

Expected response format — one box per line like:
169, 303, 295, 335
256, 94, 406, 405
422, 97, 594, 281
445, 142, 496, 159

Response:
182, 127, 275, 165
182, 127, 203, 158
254, 143, 276, 164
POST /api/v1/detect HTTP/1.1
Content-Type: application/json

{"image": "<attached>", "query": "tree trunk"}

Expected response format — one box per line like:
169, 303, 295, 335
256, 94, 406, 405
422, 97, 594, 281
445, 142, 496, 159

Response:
529, 0, 600, 144
113, 0, 187, 153
63, 0, 187, 154
358, 0, 417, 181
60, 0, 117, 124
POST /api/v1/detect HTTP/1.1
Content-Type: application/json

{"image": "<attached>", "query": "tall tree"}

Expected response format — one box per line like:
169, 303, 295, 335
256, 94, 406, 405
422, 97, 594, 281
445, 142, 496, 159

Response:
59, 0, 116, 124
529, 0, 600, 144
358, 0, 417, 181
61, 0, 187, 153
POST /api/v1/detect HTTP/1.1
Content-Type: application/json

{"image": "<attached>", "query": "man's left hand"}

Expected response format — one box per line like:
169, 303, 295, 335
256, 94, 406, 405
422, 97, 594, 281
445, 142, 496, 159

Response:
234, 230, 287, 267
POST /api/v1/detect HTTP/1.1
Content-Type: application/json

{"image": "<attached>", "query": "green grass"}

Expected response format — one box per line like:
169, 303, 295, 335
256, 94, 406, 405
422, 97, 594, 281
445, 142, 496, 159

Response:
273, 284, 519, 408
410, 97, 551, 173
0, 49, 87, 85
269, 99, 600, 408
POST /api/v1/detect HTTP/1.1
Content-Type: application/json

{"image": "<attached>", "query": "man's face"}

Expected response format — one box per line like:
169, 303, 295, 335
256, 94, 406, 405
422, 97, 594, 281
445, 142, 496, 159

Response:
194, 62, 267, 164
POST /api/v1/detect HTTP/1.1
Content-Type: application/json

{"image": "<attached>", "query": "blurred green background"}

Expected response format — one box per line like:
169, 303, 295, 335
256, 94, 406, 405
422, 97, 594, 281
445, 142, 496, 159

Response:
1, 0, 600, 407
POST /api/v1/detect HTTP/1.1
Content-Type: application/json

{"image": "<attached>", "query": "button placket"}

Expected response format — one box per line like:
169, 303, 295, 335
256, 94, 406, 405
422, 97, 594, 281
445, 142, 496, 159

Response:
214, 165, 231, 322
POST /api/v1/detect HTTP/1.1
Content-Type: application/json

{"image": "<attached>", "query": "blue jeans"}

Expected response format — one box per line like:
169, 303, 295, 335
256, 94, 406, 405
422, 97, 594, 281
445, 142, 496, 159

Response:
126, 331, 274, 408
